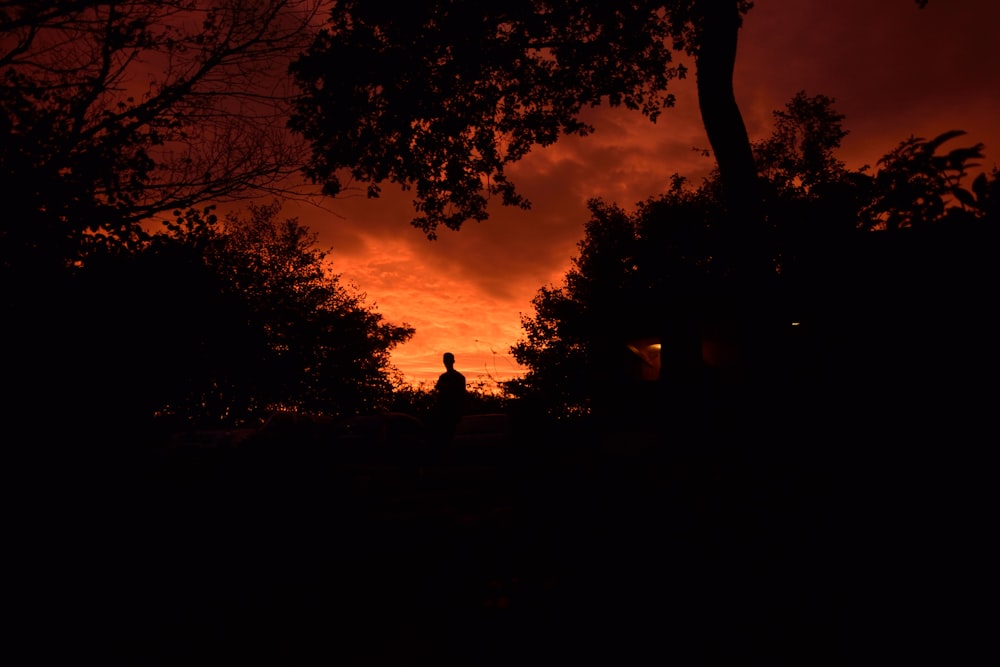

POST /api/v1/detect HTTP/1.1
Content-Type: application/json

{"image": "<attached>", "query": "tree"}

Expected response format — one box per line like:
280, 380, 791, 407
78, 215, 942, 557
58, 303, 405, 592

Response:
510, 79, 998, 431
153, 201, 415, 427
862, 130, 993, 230
0, 0, 324, 277
21, 201, 413, 436
509, 179, 722, 423
204, 201, 415, 421
288, 0, 754, 238
289, 1, 937, 424
508, 92, 859, 424
509, 197, 664, 421
752, 91, 849, 199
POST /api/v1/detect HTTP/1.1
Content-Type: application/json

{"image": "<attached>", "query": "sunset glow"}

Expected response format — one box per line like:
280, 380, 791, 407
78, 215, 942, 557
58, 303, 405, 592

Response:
10, 4, 995, 661
279, 1, 998, 387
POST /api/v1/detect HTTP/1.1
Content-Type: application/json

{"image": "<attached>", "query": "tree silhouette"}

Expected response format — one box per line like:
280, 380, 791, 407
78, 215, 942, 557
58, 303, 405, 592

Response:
204, 201, 415, 421
149, 202, 415, 428
288, 0, 936, 255
11, 201, 413, 440
862, 131, 993, 230
288, 1, 939, 417
289, 0, 757, 239
752, 91, 849, 199
509, 197, 670, 422
0, 0, 323, 277
509, 92, 998, 430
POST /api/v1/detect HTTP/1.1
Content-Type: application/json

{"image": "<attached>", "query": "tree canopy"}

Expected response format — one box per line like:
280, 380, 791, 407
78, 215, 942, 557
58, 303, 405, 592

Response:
508, 92, 998, 423
0, 2, 424, 435
202, 201, 415, 421
289, 0, 756, 238
40, 201, 413, 433
290, 0, 935, 265
1, 0, 323, 276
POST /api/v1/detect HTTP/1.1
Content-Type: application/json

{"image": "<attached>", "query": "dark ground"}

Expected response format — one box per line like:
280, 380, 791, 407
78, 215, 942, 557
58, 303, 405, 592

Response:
25, 428, 842, 666
11, 221, 994, 664
19, 403, 991, 666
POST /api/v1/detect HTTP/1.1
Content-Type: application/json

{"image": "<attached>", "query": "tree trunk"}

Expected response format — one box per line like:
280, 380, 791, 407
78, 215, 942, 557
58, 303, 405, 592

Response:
694, 0, 764, 263
659, 0, 770, 438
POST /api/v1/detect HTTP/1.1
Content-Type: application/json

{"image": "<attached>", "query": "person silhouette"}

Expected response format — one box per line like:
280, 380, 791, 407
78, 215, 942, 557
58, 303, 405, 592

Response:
434, 352, 467, 448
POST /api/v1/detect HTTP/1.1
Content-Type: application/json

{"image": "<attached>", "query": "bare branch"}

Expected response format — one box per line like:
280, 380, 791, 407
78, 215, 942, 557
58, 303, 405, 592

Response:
1, 0, 326, 263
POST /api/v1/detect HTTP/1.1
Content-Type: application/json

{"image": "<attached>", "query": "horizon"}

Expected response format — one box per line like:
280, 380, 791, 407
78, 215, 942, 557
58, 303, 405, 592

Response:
287, 0, 1000, 385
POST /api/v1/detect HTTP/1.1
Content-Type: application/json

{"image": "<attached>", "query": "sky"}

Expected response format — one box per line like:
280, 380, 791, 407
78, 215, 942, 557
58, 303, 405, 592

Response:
281, 0, 1000, 388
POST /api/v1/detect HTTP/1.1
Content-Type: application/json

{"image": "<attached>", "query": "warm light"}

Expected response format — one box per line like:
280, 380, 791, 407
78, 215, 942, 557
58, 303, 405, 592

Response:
626, 338, 661, 381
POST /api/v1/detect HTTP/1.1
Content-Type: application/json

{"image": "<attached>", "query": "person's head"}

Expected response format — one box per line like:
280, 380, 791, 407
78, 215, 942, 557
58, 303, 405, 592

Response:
443, 352, 455, 369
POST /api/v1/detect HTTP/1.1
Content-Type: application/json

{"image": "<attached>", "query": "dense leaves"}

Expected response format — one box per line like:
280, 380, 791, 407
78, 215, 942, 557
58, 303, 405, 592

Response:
863, 131, 991, 230
0, 2, 421, 434
753, 91, 849, 199
290, 0, 720, 238
148, 202, 415, 427
508, 92, 999, 422
5, 198, 413, 437
508, 179, 726, 421
509, 199, 661, 420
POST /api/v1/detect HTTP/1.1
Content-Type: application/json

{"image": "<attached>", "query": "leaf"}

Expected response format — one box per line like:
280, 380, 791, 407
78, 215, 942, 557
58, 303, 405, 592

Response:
924, 129, 967, 153
945, 145, 985, 168
971, 172, 989, 201
951, 187, 976, 208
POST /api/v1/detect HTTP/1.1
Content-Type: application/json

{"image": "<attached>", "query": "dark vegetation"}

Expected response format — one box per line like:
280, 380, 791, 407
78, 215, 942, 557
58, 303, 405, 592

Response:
5, 1, 995, 663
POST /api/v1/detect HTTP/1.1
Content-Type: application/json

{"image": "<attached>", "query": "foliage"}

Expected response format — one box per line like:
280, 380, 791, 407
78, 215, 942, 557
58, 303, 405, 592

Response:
289, 0, 758, 238
508, 182, 721, 420
862, 131, 993, 230
507, 91, 998, 420
158, 201, 415, 426
752, 91, 849, 199
27, 201, 414, 433
507, 200, 640, 420
64, 211, 259, 430
389, 376, 512, 425
0, 0, 322, 276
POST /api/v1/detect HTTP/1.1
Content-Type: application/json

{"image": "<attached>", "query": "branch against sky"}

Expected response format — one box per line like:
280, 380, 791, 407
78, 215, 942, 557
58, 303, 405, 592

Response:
1, 1, 324, 268
290, 0, 699, 239
289, 0, 939, 272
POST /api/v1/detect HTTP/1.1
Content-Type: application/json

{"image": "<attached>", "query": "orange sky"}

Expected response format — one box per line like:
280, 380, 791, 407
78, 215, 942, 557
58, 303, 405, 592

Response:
280, 0, 1000, 388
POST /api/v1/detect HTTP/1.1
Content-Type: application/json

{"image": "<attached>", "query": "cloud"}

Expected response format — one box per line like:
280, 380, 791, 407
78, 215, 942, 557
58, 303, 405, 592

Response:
288, 0, 1000, 387
736, 0, 1000, 169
